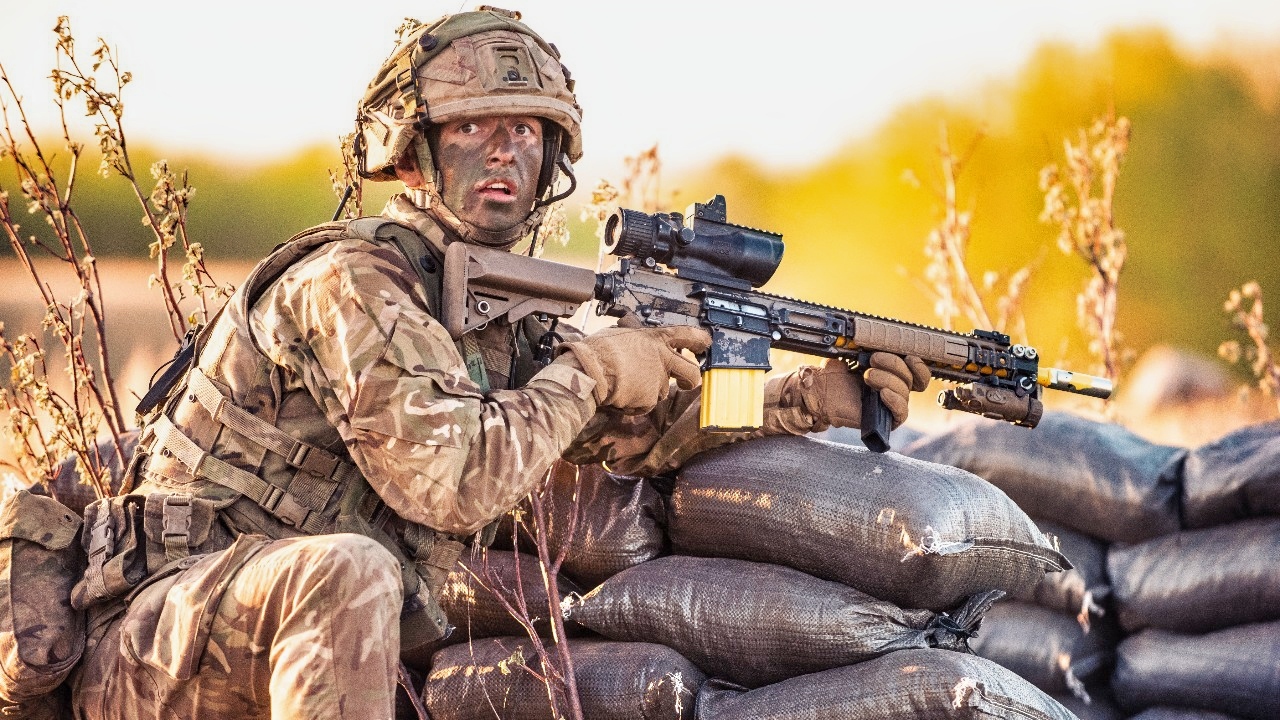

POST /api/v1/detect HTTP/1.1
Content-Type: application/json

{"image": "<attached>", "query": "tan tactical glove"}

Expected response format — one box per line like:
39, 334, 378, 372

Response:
554, 324, 712, 414
771, 352, 931, 432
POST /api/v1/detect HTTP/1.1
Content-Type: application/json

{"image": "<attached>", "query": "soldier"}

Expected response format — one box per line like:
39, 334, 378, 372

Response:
69, 7, 930, 719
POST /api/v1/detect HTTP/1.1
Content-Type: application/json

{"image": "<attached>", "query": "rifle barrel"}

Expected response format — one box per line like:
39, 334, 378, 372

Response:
1038, 368, 1113, 399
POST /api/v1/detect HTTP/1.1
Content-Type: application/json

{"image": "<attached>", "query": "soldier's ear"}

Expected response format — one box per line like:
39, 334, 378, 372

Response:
394, 151, 426, 188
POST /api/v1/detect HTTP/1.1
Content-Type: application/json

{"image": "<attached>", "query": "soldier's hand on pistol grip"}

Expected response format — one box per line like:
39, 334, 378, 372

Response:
781, 353, 931, 430
554, 324, 712, 415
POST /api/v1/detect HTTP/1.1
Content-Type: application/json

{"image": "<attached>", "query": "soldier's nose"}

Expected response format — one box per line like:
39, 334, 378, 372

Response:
486, 131, 517, 165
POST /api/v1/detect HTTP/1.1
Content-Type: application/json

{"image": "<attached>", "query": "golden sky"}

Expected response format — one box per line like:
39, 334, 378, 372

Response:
3, 0, 1280, 182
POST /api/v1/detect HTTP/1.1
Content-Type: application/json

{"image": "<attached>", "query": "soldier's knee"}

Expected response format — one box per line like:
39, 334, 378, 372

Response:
292, 533, 402, 600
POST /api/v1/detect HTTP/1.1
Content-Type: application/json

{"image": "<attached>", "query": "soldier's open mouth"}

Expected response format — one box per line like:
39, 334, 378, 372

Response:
476, 179, 517, 201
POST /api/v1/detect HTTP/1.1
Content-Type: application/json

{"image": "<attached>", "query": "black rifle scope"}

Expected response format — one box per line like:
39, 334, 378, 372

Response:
603, 195, 784, 290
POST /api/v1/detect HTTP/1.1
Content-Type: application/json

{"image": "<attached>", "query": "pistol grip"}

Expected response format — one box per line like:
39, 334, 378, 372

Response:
860, 382, 892, 453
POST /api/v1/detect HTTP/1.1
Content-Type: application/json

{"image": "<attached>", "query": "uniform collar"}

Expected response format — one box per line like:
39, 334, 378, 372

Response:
383, 193, 450, 258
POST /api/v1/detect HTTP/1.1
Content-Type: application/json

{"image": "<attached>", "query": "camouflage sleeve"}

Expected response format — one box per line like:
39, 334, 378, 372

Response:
250, 238, 598, 535
562, 372, 814, 477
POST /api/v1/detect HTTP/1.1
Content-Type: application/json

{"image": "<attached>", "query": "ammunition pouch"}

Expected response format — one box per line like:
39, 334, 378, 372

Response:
0, 491, 86, 709
71, 496, 147, 611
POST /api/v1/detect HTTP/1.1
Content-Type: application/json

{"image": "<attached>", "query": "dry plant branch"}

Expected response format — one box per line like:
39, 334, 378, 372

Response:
619, 144, 663, 214
460, 463, 586, 720
0, 17, 226, 497
328, 131, 362, 221
1039, 114, 1132, 383
908, 123, 1033, 338
1, 32, 130, 487
1219, 281, 1280, 413
0, 332, 114, 498
581, 177, 620, 271
578, 145, 669, 334
581, 144, 666, 260
46, 17, 229, 336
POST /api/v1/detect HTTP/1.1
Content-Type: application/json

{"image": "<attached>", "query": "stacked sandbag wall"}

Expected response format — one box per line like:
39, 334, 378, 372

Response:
1107, 420, 1280, 720
902, 413, 1280, 720
421, 437, 1080, 719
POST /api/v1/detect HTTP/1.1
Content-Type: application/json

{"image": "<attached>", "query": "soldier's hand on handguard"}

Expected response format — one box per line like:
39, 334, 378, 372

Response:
554, 323, 712, 415
776, 353, 931, 430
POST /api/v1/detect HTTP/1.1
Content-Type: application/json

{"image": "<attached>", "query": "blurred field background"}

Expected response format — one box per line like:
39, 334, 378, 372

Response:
4, 7, 1280, 479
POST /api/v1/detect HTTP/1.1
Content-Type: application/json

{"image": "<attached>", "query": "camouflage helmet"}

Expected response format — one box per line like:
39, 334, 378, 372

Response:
355, 6, 582, 203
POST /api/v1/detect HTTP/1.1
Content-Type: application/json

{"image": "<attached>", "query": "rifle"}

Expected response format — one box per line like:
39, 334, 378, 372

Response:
440, 195, 1112, 452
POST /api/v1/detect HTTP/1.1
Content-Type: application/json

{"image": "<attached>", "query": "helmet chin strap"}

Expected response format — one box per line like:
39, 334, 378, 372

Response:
406, 140, 544, 249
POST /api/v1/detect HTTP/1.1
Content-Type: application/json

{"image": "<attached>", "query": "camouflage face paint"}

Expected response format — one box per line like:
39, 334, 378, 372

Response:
434, 116, 543, 233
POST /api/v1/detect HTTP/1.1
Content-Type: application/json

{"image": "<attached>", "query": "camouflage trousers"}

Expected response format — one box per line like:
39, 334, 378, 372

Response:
72, 533, 403, 720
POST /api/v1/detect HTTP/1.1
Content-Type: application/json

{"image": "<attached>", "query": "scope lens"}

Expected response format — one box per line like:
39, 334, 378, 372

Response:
603, 213, 621, 249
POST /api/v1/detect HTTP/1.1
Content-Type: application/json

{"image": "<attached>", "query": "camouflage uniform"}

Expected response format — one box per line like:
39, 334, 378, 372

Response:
68, 194, 806, 720
73, 534, 401, 719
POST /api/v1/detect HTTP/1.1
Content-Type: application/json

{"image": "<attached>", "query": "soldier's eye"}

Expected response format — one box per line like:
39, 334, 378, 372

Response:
457, 122, 478, 135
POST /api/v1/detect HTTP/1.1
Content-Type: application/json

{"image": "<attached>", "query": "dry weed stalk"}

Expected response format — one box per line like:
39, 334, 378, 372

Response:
1219, 282, 1280, 412
0, 332, 114, 497
327, 131, 363, 220
460, 464, 586, 720
575, 144, 668, 336
911, 124, 1033, 338
46, 17, 229, 335
581, 144, 666, 253
581, 177, 620, 258
0, 17, 225, 495
580, 143, 668, 295
618, 144, 663, 214
1039, 114, 1132, 382
1, 21, 130, 490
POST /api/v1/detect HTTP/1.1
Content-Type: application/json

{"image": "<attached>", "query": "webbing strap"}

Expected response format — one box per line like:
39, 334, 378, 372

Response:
152, 416, 325, 534
417, 538, 464, 596
459, 333, 491, 392
82, 505, 118, 603
161, 494, 193, 563
187, 368, 357, 486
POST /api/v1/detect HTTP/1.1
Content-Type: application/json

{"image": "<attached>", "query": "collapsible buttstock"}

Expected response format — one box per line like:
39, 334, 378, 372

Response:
441, 242, 597, 339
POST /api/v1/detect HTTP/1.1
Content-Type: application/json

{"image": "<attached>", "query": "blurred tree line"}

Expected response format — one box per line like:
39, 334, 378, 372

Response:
3, 29, 1277, 367
674, 30, 1280, 368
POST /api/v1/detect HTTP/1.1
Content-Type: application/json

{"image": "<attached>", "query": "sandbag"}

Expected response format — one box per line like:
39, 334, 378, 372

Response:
1013, 518, 1110, 625
900, 412, 1184, 543
1181, 419, 1280, 528
425, 636, 704, 720
1052, 690, 1124, 720
669, 436, 1068, 612
45, 430, 140, 516
1113, 621, 1280, 720
0, 491, 85, 706
401, 548, 584, 672
1108, 517, 1280, 633
969, 601, 1115, 701
498, 460, 666, 589
571, 555, 1001, 688
1128, 709, 1243, 720
694, 648, 1078, 719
